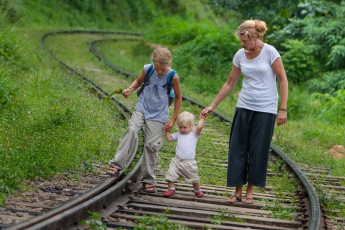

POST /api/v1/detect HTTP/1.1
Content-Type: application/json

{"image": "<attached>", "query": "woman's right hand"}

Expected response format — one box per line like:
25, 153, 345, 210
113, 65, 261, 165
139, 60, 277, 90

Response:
201, 105, 215, 116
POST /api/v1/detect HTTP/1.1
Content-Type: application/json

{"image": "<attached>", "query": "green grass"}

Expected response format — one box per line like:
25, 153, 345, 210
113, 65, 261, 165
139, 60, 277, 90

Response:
0, 28, 127, 200
274, 120, 345, 176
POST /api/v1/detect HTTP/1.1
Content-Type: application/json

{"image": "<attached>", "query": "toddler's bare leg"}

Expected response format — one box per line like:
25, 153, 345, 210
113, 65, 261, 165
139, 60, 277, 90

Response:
192, 183, 204, 197
192, 183, 201, 191
167, 180, 175, 189
163, 180, 176, 197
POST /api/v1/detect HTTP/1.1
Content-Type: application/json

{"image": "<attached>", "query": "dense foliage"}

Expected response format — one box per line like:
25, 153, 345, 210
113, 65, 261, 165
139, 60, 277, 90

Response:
209, 0, 300, 30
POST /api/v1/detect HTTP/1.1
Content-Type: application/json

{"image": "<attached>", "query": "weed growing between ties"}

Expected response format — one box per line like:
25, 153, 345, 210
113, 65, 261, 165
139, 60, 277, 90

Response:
264, 199, 297, 221
134, 209, 191, 230
81, 211, 107, 230
269, 160, 298, 194
211, 208, 245, 225
260, 160, 299, 220
315, 182, 345, 221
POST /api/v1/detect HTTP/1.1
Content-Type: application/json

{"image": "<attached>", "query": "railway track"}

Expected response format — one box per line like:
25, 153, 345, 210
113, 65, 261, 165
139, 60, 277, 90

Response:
1, 30, 344, 229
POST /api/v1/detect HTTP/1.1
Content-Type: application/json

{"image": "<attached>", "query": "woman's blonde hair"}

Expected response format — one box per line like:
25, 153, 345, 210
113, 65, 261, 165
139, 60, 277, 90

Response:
236, 19, 268, 39
151, 47, 172, 66
177, 111, 195, 128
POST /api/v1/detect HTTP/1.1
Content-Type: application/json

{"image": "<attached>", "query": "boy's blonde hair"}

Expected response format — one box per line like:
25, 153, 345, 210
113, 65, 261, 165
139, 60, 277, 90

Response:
177, 111, 195, 128
151, 47, 172, 67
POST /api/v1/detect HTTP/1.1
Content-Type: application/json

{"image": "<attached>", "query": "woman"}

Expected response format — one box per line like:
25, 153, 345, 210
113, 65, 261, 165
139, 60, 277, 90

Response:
202, 19, 288, 204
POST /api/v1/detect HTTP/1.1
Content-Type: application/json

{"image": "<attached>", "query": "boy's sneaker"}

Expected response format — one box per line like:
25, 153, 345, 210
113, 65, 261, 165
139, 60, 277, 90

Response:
195, 191, 204, 197
163, 189, 175, 197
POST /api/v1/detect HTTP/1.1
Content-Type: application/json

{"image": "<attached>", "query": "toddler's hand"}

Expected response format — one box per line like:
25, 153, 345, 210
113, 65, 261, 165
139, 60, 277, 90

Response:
200, 114, 207, 120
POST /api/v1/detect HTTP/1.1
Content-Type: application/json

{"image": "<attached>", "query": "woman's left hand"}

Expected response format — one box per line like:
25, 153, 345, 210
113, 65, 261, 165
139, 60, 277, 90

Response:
277, 110, 287, 126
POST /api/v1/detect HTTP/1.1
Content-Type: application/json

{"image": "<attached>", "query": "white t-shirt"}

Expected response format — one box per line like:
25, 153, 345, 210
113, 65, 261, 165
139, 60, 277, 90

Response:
171, 130, 199, 159
233, 43, 280, 115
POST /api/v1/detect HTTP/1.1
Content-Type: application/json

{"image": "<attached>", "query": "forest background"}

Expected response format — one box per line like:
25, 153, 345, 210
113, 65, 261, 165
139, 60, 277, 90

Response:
0, 0, 344, 213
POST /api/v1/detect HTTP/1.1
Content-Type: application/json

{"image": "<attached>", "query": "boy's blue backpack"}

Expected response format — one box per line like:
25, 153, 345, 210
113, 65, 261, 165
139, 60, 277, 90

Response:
136, 63, 176, 106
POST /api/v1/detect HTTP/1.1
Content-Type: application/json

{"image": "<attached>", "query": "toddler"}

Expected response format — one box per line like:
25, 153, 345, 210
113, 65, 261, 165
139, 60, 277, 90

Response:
164, 111, 206, 197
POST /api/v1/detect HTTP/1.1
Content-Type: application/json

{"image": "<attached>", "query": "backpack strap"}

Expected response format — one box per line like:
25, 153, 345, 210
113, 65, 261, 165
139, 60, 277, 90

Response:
144, 63, 154, 85
164, 69, 176, 94
136, 63, 154, 97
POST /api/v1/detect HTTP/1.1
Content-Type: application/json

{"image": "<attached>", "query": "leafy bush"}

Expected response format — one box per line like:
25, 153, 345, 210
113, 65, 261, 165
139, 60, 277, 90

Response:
281, 39, 320, 84
0, 0, 22, 23
266, 18, 305, 52
268, 1, 345, 86
310, 90, 345, 124
0, 27, 20, 108
173, 29, 239, 94
0, 70, 11, 106
21, 0, 187, 30
284, 85, 310, 120
287, 82, 345, 124
209, 0, 299, 31
327, 44, 345, 69
307, 70, 345, 95
145, 17, 210, 45
175, 30, 237, 72
0, 27, 20, 62
145, 16, 239, 94
302, 1, 345, 71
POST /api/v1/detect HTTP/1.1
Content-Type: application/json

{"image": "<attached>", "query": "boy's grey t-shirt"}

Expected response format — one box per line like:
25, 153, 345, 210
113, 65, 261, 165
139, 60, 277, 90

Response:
233, 43, 280, 115
135, 64, 172, 123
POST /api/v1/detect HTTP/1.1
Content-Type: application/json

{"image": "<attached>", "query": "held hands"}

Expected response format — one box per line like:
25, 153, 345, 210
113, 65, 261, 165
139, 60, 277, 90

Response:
201, 104, 215, 117
164, 118, 175, 132
199, 113, 207, 120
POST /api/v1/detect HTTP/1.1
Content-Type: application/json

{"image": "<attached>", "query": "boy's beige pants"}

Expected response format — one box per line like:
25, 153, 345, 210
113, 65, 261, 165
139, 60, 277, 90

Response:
108, 109, 164, 185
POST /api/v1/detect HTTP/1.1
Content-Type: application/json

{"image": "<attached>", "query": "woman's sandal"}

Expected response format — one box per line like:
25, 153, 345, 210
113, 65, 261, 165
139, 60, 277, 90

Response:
226, 195, 242, 203
142, 184, 157, 193
242, 196, 254, 204
106, 167, 119, 177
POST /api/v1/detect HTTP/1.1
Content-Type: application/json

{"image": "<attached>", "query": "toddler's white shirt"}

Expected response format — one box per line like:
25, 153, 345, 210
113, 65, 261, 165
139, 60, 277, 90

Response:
171, 130, 198, 160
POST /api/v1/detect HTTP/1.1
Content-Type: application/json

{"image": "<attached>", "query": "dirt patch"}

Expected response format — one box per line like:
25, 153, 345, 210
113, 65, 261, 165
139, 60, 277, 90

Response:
327, 145, 345, 159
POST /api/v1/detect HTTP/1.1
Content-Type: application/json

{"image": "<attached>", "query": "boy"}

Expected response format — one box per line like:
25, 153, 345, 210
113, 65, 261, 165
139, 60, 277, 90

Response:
163, 111, 206, 197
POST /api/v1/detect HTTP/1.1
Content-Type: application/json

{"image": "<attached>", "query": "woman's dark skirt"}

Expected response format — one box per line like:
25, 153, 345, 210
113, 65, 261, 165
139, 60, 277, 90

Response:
227, 108, 276, 188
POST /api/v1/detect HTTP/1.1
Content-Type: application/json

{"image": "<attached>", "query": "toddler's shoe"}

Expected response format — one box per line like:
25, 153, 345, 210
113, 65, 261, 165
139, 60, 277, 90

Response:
194, 191, 204, 197
163, 189, 175, 197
